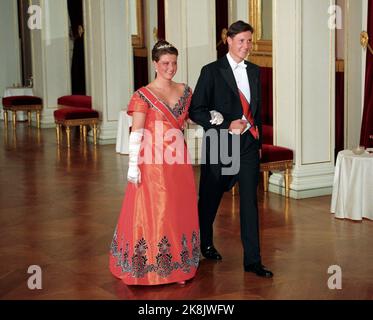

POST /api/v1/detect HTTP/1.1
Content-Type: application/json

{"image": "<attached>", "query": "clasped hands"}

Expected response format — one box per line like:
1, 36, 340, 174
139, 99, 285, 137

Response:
229, 119, 248, 135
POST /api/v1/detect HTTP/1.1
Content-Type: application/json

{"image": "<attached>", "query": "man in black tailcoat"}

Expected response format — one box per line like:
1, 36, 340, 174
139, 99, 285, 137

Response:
189, 20, 273, 278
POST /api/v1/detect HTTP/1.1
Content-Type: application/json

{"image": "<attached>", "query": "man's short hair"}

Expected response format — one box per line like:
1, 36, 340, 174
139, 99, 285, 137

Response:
227, 20, 254, 38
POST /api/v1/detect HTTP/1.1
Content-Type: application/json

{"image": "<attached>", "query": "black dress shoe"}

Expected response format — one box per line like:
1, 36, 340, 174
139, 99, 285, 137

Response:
244, 262, 273, 278
201, 246, 222, 260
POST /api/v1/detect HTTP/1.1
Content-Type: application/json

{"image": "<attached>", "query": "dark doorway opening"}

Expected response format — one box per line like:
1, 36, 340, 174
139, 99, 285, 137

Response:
157, 0, 165, 41
17, 0, 33, 87
216, 0, 229, 58
67, 0, 86, 95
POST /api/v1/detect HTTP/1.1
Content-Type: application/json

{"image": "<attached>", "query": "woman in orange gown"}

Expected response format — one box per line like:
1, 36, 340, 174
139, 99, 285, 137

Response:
109, 41, 200, 285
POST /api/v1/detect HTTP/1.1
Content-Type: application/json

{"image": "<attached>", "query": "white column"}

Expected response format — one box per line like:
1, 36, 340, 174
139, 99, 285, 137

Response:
84, 0, 133, 144
165, 0, 216, 162
30, 0, 71, 127
273, 0, 336, 198
165, 0, 216, 88
344, 0, 366, 149
145, 0, 158, 82
0, 0, 21, 120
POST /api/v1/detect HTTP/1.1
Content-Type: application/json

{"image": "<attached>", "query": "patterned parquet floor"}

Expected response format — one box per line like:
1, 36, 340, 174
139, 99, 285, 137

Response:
1, 122, 373, 300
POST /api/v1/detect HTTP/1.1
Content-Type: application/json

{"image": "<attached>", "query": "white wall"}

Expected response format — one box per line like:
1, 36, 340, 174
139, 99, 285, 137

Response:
145, 0, 158, 82
336, 0, 345, 59
229, 0, 249, 25
0, 0, 21, 103
301, 0, 334, 164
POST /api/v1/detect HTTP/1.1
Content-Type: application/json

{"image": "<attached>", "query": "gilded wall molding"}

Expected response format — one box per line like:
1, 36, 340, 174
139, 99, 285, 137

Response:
249, 0, 272, 56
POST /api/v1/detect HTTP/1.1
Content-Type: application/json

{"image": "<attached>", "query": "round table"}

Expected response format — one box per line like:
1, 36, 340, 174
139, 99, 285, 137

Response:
331, 150, 373, 221
115, 110, 132, 155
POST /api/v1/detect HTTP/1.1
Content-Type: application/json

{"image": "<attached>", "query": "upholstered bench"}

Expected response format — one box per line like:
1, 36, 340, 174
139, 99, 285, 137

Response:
260, 144, 293, 198
54, 95, 99, 147
58, 95, 92, 109
2, 95, 43, 128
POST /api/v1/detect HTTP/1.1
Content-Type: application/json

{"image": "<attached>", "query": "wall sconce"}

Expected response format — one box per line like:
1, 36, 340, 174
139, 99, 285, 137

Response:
360, 31, 373, 54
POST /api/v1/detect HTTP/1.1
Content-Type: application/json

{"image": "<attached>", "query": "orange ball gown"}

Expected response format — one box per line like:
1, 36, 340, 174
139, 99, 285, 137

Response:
109, 84, 200, 285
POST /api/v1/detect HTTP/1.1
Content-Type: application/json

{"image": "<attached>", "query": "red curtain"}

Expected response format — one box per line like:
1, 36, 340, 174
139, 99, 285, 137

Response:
360, 0, 373, 148
335, 71, 344, 158
157, 0, 165, 40
260, 67, 273, 126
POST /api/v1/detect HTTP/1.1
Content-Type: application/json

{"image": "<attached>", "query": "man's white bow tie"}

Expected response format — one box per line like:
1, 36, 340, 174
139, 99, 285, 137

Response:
235, 61, 247, 69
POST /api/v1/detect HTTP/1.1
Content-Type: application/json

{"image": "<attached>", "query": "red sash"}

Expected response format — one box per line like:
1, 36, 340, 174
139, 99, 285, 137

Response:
138, 87, 182, 131
238, 89, 259, 140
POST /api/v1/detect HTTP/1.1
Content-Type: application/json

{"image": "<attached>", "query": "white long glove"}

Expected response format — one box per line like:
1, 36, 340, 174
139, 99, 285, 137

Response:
127, 130, 143, 185
209, 110, 224, 125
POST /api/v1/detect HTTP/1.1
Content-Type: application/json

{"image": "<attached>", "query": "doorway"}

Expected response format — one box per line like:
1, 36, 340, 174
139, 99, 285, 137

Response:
17, 0, 33, 87
67, 0, 86, 95
216, 0, 229, 58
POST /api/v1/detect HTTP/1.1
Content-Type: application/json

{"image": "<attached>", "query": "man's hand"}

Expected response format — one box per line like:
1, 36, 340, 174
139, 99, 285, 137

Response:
209, 110, 224, 125
229, 119, 248, 135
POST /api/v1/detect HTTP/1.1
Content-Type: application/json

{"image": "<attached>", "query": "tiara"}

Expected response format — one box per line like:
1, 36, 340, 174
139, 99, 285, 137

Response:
157, 44, 174, 50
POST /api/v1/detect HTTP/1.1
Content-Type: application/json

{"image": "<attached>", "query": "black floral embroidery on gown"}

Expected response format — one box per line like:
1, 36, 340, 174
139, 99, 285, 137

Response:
131, 238, 148, 278
156, 236, 173, 278
180, 234, 191, 273
167, 84, 190, 118
136, 84, 190, 119
110, 230, 200, 279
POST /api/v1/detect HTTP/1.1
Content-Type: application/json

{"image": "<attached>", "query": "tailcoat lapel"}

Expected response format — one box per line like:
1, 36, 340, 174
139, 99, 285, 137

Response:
218, 56, 240, 100
218, 56, 259, 118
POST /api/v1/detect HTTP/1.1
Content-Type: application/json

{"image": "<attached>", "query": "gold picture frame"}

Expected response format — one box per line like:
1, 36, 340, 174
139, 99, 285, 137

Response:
249, 0, 272, 56
130, 0, 147, 56
131, 0, 144, 48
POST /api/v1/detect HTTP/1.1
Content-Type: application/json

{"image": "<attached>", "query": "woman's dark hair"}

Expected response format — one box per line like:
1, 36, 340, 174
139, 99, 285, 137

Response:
227, 20, 254, 38
152, 40, 178, 62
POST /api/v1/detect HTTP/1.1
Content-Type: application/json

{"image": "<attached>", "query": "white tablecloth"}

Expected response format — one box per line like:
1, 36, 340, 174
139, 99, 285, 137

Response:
331, 150, 373, 221
2, 87, 34, 121
115, 110, 132, 155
